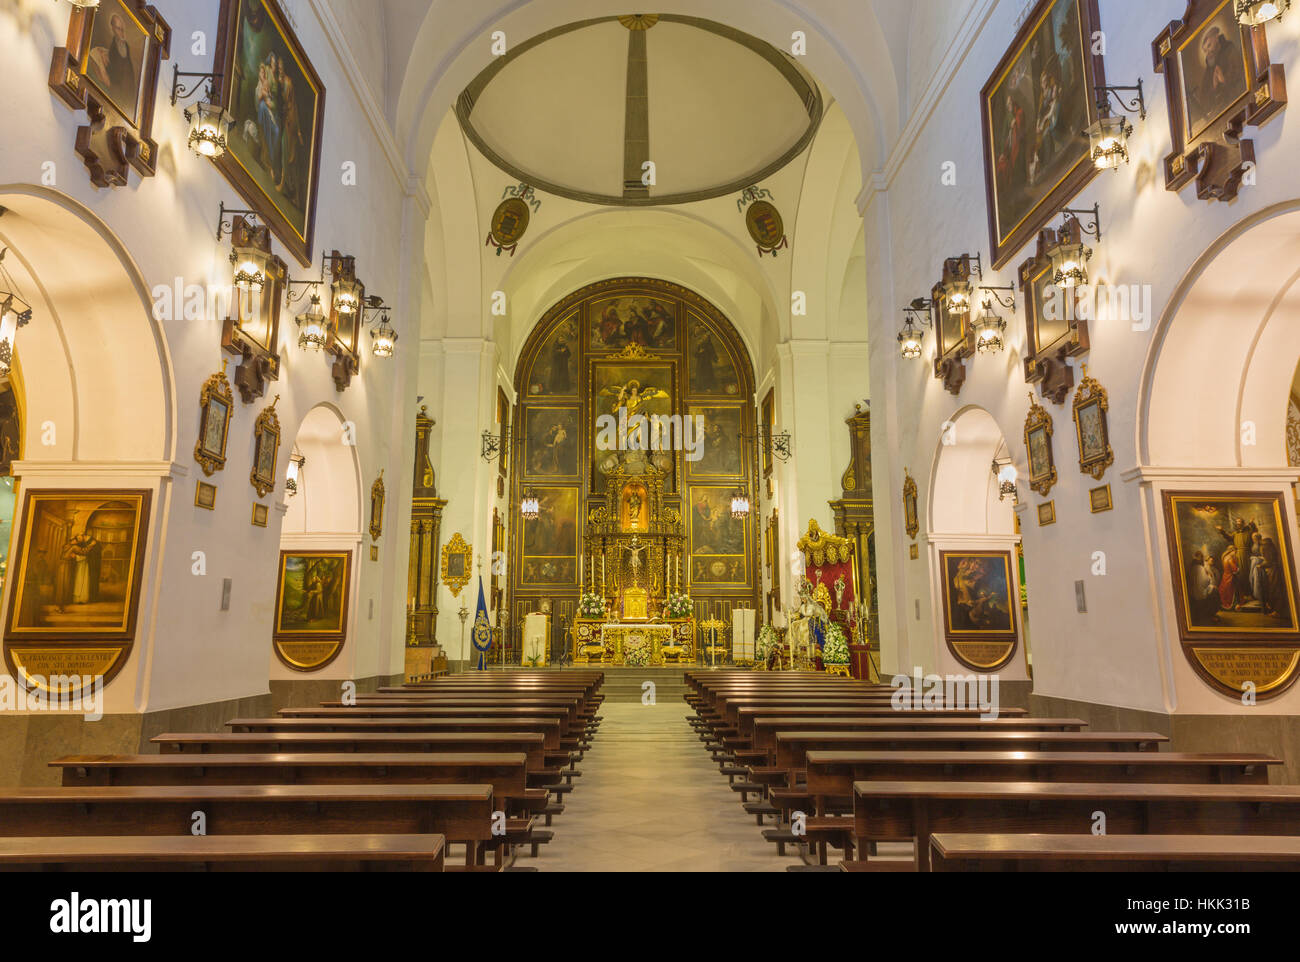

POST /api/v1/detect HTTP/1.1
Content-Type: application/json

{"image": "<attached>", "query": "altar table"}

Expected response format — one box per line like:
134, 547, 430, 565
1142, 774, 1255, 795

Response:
599, 624, 674, 666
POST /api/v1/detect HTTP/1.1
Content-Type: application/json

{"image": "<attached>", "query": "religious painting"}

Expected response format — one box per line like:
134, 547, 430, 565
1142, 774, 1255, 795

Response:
903, 470, 919, 540
1164, 492, 1300, 699
591, 362, 676, 486
528, 317, 578, 397
1177, 1, 1252, 145
252, 502, 269, 527
588, 296, 677, 351
688, 319, 740, 397
441, 532, 471, 598
195, 481, 217, 511
1037, 500, 1056, 526
81, 0, 152, 126
689, 405, 744, 478
938, 550, 1019, 671
981, 0, 1103, 268
49, 0, 171, 187
1153, 0, 1286, 203
524, 407, 580, 480
212, 0, 326, 266
6, 490, 151, 640
689, 487, 747, 585
1073, 369, 1113, 480
522, 487, 577, 586
761, 389, 775, 482
194, 362, 234, 477
250, 397, 281, 498
1024, 395, 1058, 498
272, 550, 350, 671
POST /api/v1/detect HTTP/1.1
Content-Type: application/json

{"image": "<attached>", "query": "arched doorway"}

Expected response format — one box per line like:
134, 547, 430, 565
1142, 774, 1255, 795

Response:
272, 404, 363, 676
507, 277, 758, 656
927, 406, 1029, 680
0, 187, 173, 707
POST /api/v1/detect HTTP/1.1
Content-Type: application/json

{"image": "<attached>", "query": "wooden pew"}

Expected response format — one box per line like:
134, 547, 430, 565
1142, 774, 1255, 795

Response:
928, 833, 1300, 872
852, 780, 1300, 871
279, 703, 588, 734
157, 721, 563, 753
0, 785, 487, 867
229, 709, 579, 738
0, 834, 447, 872
806, 750, 1279, 810
745, 715, 1066, 759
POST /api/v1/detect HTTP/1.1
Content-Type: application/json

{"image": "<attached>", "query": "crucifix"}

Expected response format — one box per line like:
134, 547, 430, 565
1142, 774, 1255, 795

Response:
622, 536, 647, 588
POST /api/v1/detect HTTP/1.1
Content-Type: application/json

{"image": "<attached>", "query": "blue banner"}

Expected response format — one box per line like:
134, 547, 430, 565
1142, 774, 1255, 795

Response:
470, 576, 492, 670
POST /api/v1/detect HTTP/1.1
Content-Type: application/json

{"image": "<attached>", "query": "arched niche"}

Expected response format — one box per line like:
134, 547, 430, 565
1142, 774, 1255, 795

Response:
926, 406, 1024, 676
272, 403, 363, 675
0, 188, 173, 701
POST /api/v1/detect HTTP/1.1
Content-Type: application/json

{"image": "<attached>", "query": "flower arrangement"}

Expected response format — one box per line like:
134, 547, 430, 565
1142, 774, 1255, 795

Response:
624, 633, 651, 667
757, 624, 778, 661
822, 623, 849, 665
665, 591, 693, 619
579, 591, 607, 618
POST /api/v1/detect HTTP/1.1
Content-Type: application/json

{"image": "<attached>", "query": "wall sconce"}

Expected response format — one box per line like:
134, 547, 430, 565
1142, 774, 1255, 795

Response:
1088, 81, 1146, 170
730, 486, 752, 520
1237, 0, 1290, 24
941, 253, 982, 314
286, 453, 305, 496
216, 203, 269, 295
0, 248, 33, 378
897, 297, 933, 360
520, 488, 540, 520
363, 298, 398, 358
171, 64, 231, 159
1048, 206, 1101, 289
973, 285, 1015, 355
738, 426, 793, 462
991, 456, 1018, 502
328, 256, 362, 318
293, 292, 328, 352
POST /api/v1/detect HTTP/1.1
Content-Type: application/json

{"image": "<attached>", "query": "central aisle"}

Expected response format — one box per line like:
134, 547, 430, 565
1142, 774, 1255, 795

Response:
529, 700, 799, 872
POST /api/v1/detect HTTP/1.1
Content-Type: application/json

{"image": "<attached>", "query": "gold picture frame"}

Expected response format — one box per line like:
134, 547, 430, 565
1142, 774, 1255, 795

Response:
1037, 500, 1056, 526
442, 532, 472, 598
251, 502, 269, 527
1073, 366, 1113, 480
195, 481, 217, 510
1024, 393, 1058, 498
194, 360, 234, 477
369, 470, 385, 542
250, 395, 281, 498
272, 549, 351, 671
903, 470, 919, 540
1089, 484, 1113, 513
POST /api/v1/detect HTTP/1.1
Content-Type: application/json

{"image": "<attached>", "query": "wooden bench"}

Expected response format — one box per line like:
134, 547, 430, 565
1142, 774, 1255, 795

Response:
158, 721, 563, 753
852, 780, 1300, 871
0, 784, 490, 866
929, 833, 1300, 872
0, 834, 447, 872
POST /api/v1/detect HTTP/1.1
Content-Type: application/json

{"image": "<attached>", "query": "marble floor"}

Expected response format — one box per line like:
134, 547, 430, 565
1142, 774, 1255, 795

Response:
518, 700, 806, 872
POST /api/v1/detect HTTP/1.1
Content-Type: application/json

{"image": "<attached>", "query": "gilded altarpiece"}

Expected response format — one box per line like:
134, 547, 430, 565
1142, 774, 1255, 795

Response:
829, 403, 879, 678
404, 406, 446, 680
509, 278, 759, 643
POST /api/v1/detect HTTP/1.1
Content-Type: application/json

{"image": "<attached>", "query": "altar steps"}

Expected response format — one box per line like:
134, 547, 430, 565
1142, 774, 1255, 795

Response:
594, 667, 691, 703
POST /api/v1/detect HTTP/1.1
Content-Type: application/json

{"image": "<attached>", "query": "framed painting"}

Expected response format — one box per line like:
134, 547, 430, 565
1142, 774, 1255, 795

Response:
5, 489, 152, 642
250, 396, 281, 498
221, 216, 285, 403
938, 550, 1019, 671
903, 470, 919, 540
1019, 223, 1090, 403
441, 532, 472, 598
524, 407, 580, 480
212, 0, 326, 266
687, 319, 740, 397
528, 316, 579, 397
194, 361, 234, 476
932, 257, 976, 395
195, 481, 217, 511
1024, 394, 1058, 498
496, 387, 510, 481
1163, 491, 1300, 698
272, 549, 350, 671
981, 0, 1105, 269
1072, 368, 1113, 480
251, 502, 269, 527
1153, 0, 1286, 202
1089, 484, 1113, 513
688, 405, 744, 478
1037, 500, 1056, 526
48, 0, 171, 187
521, 487, 578, 586
591, 362, 676, 488
588, 295, 677, 352
369, 470, 385, 542
689, 486, 748, 585
760, 389, 775, 482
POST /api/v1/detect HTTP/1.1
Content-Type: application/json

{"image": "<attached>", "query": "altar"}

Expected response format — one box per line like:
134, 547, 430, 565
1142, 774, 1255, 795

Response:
599, 623, 674, 667
573, 618, 693, 665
